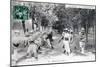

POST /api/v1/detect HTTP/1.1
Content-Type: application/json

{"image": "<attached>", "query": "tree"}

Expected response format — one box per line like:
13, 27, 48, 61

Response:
53, 4, 82, 33
13, 5, 29, 33
29, 3, 57, 31
79, 9, 96, 43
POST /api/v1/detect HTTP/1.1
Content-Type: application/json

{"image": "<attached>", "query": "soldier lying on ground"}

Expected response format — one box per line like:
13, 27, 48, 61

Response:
12, 40, 28, 65
26, 40, 38, 59
15, 39, 39, 64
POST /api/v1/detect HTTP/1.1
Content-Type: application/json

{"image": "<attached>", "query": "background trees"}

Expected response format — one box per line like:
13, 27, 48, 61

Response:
52, 4, 96, 35
29, 3, 57, 31
12, 1, 96, 36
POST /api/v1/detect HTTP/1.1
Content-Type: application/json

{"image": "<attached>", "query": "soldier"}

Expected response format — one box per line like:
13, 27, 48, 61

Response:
69, 29, 74, 53
79, 28, 86, 54
12, 42, 20, 64
16, 38, 41, 63
80, 38, 86, 54
26, 40, 38, 59
46, 31, 54, 49
62, 28, 71, 55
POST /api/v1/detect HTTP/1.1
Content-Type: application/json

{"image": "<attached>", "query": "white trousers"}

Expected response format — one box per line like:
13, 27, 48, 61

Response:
79, 41, 85, 53
27, 45, 37, 57
47, 39, 52, 48
63, 40, 70, 54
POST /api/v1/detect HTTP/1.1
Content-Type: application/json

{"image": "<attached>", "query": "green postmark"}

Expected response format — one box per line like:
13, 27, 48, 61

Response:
13, 5, 29, 20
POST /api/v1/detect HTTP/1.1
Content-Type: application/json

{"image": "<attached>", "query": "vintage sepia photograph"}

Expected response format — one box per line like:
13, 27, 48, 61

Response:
10, 0, 96, 66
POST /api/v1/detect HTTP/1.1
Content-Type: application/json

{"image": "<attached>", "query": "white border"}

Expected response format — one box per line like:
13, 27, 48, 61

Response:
0, 0, 98, 67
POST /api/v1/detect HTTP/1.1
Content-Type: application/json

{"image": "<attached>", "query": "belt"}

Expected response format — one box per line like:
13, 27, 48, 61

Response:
63, 38, 69, 41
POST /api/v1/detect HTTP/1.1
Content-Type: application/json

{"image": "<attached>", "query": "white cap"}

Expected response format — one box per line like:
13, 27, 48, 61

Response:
64, 28, 68, 31
70, 29, 73, 32
81, 28, 85, 31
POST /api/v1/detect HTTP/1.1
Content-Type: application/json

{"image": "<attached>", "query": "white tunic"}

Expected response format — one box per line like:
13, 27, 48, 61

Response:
62, 32, 70, 53
27, 44, 38, 56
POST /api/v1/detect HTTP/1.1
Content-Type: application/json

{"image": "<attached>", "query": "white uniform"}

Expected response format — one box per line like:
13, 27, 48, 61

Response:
79, 38, 86, 53
27, 43, 38, 58
79, 30, 86, 54
62, 32, 70, 54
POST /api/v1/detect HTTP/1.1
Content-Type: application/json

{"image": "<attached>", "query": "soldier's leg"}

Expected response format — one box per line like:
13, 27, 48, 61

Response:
50, 42, 54, 49
81, 42, 85, 53
12, 49, 19, 63
47, 39, 52, 48
65, 41, 71, 55
26, 46, 32, 57
32, 45, 38, 60
67, 43, 71, 55
80, 42, 85, 53
63, 41, 67, 54
33, 51, 38, 60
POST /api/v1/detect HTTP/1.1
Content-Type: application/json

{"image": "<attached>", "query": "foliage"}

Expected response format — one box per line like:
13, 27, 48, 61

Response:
13, 5, 29, 20
53, 5, 96, 33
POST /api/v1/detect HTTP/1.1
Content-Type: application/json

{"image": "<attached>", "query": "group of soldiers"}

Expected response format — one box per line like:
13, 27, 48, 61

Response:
60, 28, 73, 55
25, 31, 54, 59
12, 30, 54, 64
62, 28, 86, 55
12, 27, 86, 64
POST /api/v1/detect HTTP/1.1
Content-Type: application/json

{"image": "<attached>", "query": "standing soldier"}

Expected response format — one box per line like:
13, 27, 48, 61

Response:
79, 28, 86, 54
62, 28, 71, 55
26, 40, 38, 60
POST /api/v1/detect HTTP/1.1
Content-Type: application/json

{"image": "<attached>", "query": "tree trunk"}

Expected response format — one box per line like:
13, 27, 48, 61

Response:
22, 20, 26, 33
31, 18, 34, 31
86, 21, 88, 45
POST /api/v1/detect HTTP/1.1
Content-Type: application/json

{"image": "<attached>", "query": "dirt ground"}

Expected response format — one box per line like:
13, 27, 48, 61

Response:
11, 30, 96, 66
